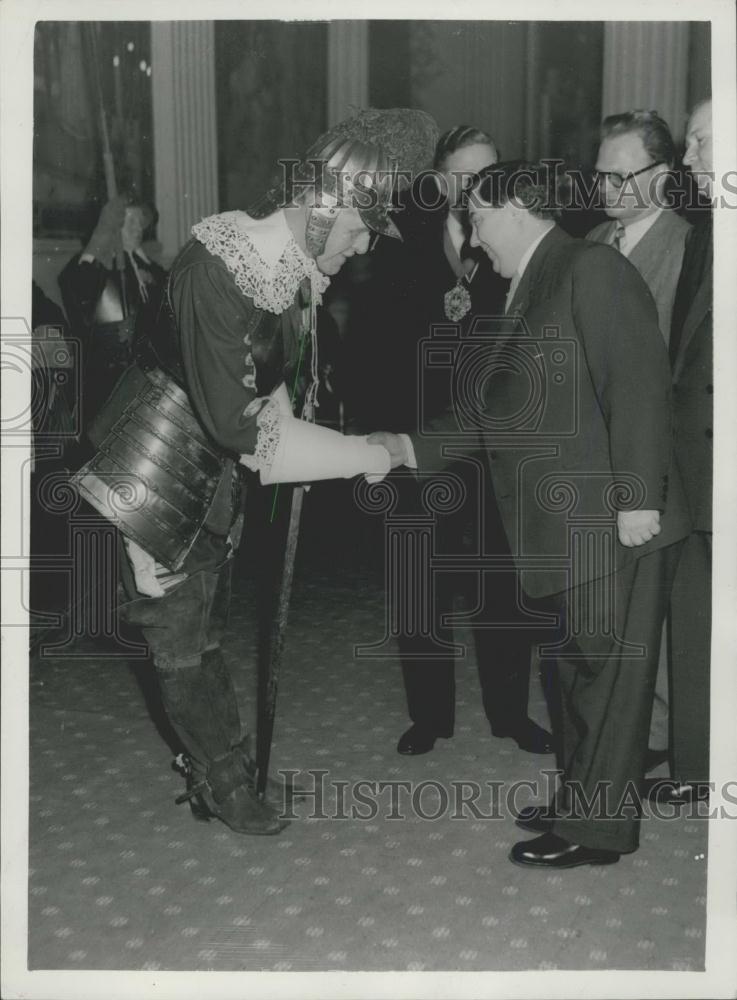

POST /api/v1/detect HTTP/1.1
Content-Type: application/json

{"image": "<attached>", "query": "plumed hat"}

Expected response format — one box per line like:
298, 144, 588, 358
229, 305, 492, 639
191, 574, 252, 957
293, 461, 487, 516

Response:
250, 107, 439, 255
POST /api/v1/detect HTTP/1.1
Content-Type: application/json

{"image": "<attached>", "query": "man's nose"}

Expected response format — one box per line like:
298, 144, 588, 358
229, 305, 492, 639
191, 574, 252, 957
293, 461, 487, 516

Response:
469, 228, 480, 248
355, 231, 371, 254
683, 144, 695, 168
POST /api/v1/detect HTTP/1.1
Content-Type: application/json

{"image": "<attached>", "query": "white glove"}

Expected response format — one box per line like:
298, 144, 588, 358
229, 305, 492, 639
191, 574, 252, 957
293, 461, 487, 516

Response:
259, 417, 390, 485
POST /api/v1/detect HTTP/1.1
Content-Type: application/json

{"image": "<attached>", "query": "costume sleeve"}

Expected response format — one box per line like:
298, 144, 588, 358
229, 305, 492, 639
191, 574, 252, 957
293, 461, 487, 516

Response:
571, 244, 672, 510
172, 258, 264, 456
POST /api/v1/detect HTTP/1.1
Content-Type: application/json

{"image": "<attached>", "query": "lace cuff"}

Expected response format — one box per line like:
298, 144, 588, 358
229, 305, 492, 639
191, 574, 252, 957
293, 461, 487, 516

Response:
239, 397, 282, 473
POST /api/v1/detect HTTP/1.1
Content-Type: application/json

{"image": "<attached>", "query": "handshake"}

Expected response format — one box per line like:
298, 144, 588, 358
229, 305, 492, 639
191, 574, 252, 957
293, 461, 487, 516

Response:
239, 385, 411, 486
366, 431, 411, 469
240, 388, 657, 550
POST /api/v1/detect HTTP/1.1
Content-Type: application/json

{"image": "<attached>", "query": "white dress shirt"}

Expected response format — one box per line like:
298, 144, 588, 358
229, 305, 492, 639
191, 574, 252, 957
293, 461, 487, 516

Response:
613, 208, 663, 258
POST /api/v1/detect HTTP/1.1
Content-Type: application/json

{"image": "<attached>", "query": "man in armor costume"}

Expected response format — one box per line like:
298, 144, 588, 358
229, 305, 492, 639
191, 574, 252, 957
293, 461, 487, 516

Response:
73, 108, 439, 836
59, 195, 166, 428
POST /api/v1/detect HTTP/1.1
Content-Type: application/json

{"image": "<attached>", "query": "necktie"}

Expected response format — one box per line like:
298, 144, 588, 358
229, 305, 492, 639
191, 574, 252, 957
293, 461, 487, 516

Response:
612, 222, 626, 254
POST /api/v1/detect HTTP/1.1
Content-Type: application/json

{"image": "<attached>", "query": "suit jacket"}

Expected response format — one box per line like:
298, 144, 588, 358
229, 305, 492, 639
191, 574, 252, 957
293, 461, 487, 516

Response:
587, 210, 690, 344
670, 218, 713, 532
411, 226, 690, 599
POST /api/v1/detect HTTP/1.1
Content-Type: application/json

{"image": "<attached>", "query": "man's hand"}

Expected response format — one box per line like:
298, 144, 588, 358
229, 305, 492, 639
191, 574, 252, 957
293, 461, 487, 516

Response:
367, 431, 408, 469
617, 509, 661, 547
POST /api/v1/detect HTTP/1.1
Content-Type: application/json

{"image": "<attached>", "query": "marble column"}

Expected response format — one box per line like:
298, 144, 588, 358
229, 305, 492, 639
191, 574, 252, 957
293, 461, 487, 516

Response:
327, 21, 369, 127
151, 22, 219, 262
602, 22, 691, 140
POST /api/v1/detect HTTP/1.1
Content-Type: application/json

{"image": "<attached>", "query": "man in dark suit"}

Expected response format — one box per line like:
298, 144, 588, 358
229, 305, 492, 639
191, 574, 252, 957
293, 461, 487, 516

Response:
588, 110, 691, 769
645, 99, 713, 806
370, 161, 690, 867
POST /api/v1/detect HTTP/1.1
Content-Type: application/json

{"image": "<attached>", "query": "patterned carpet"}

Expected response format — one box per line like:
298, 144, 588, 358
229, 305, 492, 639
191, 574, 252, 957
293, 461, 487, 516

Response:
27, 484, 708, 973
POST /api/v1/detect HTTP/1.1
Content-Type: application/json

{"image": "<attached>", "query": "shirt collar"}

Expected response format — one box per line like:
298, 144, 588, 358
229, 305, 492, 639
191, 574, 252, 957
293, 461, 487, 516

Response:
444, 212, 466, 258
191, 209, 330, 315
514, 224, 555, 283
617, 208, 663, 255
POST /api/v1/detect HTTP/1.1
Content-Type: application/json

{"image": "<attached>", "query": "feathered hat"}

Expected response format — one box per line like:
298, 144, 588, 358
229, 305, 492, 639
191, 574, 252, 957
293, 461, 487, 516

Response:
249, 107, 440, 255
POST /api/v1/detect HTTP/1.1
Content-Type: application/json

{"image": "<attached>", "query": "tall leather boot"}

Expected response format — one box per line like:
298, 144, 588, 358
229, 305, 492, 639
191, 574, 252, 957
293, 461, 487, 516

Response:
200, 646, 243, 748
156, 656, 286, 835
199, 648, 305, 806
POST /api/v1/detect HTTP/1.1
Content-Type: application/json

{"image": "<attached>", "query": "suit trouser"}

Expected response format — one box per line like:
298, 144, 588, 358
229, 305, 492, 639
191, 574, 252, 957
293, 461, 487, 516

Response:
668, 530, 711, 785
541, 541, 683, 853
396, 462, 533, 737
648, 623, 670, 752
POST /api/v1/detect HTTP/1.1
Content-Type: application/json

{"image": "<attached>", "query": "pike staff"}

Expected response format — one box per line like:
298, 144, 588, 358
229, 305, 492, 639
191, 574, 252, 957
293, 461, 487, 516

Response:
81, 22, 127, 316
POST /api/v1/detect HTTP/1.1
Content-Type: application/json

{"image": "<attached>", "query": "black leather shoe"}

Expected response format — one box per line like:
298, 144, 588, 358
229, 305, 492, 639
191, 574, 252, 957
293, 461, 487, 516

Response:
643, 779, 711, 805
397, 724, 447, 755
514, 805, 556, 833
494, 719, 554, 754
510, 832, 620, 869
644, 748, 669, 772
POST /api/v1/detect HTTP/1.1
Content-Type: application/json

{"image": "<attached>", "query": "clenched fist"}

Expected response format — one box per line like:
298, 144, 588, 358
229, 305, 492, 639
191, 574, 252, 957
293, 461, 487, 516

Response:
617, 509, 661, 547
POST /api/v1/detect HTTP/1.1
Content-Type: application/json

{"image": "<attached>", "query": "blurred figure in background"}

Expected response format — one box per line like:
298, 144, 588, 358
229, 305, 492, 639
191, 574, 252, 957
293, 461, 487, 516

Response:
59, 194, 166, 428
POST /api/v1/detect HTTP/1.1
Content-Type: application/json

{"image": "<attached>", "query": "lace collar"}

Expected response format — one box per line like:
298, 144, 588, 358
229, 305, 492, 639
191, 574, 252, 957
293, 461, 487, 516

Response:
191, 210, 330, 314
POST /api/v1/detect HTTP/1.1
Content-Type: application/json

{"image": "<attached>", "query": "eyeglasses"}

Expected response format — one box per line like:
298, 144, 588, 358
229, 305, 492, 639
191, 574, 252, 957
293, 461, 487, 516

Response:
593, 161, 666, 190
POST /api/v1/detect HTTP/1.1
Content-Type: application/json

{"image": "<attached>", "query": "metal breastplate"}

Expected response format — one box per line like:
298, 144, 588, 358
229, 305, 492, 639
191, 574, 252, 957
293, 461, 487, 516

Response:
72, 367, 227, 571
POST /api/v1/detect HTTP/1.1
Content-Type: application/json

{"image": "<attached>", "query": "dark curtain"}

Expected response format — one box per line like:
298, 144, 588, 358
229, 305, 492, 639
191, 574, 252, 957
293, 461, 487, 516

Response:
215, 20, 328, 211
33, 21, 154, 238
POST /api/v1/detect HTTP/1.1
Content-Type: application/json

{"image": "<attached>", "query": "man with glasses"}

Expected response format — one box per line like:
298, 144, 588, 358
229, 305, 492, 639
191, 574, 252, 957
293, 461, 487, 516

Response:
588, 110, 691, 776
589, 110, 690, 342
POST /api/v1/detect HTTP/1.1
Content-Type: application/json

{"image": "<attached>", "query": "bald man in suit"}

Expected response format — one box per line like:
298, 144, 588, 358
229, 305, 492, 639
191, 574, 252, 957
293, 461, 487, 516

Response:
370, 161, 690, 868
